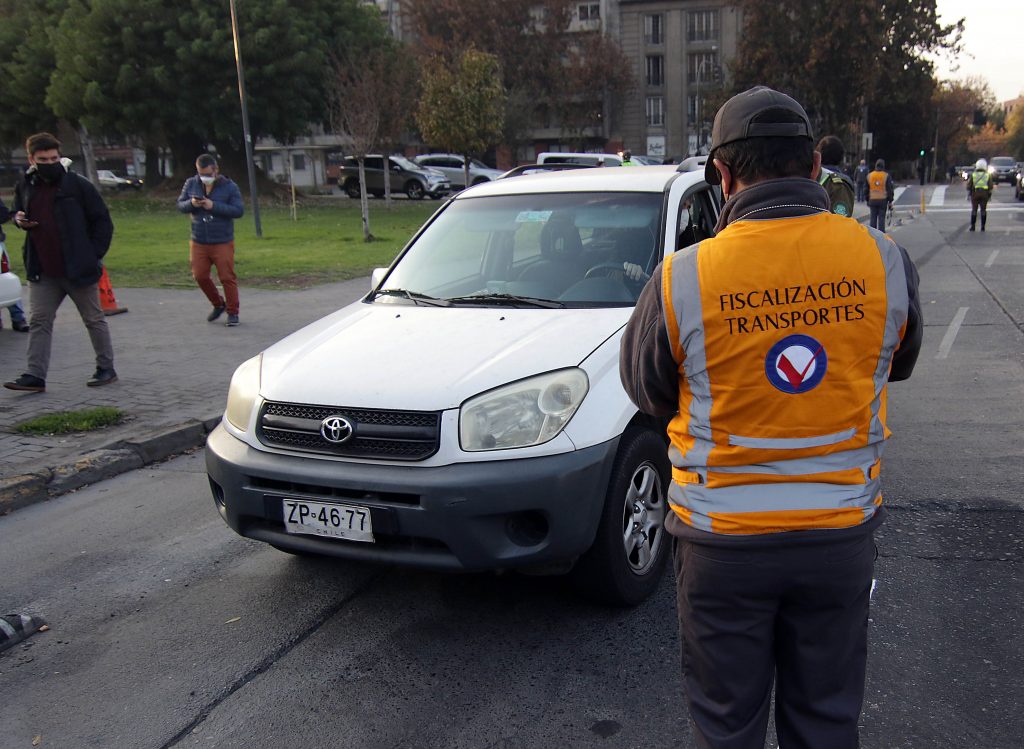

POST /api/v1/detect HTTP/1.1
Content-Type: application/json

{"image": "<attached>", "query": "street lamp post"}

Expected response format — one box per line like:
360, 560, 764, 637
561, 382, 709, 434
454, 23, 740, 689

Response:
694, 46, 718, 154
229, 0, 262, 238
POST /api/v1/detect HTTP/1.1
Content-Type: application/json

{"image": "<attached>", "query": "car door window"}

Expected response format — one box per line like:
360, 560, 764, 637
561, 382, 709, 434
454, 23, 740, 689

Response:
677, 187, 719, 249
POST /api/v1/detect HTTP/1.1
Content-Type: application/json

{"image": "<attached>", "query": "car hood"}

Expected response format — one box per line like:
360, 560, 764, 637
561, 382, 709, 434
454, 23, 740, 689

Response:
259, 303, 630, 410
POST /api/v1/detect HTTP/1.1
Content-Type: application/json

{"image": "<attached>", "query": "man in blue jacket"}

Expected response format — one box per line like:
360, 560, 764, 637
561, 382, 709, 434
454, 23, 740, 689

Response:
4, 132, 116, 393
177, 154, 244, 326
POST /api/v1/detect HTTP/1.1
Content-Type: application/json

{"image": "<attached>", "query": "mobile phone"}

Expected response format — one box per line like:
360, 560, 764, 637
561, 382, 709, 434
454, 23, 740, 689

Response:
19, 216, 39, 228
192, 195, 206, 203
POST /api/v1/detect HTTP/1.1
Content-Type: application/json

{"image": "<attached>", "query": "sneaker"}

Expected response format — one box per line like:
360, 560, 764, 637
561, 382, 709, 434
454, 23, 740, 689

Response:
3, 374, 46, 392
12, 320, 29, 332
207, 305, 226, 322
86, 368, 118, 387
225, 314, 240, 327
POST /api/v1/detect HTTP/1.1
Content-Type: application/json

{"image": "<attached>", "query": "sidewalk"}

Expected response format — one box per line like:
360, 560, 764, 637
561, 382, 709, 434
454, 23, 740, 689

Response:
0, 278, 369, 512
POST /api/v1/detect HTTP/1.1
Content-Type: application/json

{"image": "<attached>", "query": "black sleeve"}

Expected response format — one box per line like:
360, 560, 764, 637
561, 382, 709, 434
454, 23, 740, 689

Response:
890, 244, 922, 382
0, 196, 10, 225
619, 262, 682, 417
79, 176, 114, 259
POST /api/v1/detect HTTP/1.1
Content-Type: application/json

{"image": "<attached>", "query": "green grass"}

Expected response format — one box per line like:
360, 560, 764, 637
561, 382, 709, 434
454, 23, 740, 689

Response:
3, 192, 438, 289
15, 406, 126, 435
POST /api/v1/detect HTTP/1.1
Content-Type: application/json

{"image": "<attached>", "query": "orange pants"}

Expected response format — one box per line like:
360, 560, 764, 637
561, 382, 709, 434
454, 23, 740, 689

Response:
190, 240, 238, 314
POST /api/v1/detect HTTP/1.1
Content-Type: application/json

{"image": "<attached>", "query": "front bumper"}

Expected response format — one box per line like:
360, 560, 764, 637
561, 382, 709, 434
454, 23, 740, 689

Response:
206, 424, 619, 572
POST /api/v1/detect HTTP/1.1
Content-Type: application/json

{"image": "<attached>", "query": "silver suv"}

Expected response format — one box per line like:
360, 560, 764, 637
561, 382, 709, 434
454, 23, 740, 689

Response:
340, 155, 450, 200
414, 154, 504, 190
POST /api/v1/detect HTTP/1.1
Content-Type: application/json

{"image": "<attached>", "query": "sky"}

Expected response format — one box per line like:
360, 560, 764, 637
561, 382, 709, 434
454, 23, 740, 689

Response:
932, 0, 1024, 102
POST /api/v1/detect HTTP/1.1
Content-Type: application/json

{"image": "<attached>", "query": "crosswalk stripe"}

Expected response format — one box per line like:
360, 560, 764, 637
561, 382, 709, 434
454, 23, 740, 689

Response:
929, 186, 946, 207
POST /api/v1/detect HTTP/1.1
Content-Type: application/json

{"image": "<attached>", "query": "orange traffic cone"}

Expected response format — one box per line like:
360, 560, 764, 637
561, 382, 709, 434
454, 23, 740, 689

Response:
98, 267, 128, 316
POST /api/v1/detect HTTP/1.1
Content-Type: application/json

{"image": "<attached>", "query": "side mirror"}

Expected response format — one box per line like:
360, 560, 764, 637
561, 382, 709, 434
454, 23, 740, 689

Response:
391, 165, 402, 173
370, 267, 387, 289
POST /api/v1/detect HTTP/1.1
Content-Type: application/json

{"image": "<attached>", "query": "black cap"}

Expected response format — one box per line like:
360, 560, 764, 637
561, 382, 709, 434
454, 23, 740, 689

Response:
704, 86, 813, 184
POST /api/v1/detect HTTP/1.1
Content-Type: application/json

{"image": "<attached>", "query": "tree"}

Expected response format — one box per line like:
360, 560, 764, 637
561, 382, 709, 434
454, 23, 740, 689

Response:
730, 0, 962, 160
1007, 106, 1024, 160
0, 0, 63, 150
931, 78, 996, 169
415, 49, 506, 188
326, 39, 417, 241
43, 0, 386, 179
404, 0, 633, 153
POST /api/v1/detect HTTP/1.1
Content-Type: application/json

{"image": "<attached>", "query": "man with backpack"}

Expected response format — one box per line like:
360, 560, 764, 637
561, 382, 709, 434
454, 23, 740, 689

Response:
816, 135, 855, 217
4, 132, 116, 393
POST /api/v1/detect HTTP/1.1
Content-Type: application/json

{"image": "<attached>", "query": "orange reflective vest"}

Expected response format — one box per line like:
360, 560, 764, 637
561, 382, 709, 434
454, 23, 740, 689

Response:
660, 212, 911, 535
867, 170, 889, 201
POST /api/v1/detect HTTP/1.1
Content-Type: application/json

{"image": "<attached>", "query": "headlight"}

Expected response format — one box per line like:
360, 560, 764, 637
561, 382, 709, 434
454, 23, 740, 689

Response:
460, 368, 589, 451
224, 354, 262, 431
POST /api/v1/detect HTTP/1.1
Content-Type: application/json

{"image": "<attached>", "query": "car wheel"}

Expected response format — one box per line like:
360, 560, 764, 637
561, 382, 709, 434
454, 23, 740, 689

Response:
404, 180, 426, 200
571, 427, 670, 606
343, 178, 362, 200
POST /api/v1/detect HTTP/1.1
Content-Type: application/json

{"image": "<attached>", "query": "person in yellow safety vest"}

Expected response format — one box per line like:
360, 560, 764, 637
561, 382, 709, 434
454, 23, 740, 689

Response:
620, 86, 923, 749
866, 158, 894, 232
967, 158, 994, 231
620, 150, 636, 166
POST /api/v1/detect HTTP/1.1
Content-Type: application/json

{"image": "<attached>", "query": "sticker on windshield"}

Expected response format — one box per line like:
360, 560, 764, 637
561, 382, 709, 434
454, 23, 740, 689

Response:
515, 210, 553, 223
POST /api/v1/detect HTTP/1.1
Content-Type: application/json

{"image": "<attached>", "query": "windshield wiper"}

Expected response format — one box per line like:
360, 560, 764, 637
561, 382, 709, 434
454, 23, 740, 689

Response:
369, 288, 451, 307
445, 293, 565, 308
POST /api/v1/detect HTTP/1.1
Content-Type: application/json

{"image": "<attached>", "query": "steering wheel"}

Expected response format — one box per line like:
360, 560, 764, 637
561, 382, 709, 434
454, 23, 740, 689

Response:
584, 262, 628, 280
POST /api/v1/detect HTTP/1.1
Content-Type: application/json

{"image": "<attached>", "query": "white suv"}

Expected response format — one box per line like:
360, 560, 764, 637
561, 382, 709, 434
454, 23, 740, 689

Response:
206, 165, 721, 604
414, 154, 504, 190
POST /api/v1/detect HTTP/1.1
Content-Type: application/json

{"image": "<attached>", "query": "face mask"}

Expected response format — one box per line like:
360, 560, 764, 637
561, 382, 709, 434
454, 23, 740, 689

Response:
199, 175, 216, 186
36, 162, 64, 183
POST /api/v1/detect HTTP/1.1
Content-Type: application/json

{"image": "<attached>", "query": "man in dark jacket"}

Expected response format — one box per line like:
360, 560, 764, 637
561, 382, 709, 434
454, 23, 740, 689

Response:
4, 132, 116, 393
176, 154, 244, 326
816, 135, 856, 217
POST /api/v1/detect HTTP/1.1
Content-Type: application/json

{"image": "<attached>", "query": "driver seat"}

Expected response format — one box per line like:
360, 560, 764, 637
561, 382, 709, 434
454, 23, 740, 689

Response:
517, 216, 584, 291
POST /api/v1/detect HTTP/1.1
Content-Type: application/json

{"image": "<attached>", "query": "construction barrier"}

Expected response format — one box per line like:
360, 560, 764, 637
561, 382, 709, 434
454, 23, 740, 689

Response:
98, 267, 128, 316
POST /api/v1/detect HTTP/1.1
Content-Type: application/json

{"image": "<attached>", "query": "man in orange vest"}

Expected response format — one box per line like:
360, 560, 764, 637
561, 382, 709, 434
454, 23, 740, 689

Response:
867, 158, 894, 231
620, 86, 922, 748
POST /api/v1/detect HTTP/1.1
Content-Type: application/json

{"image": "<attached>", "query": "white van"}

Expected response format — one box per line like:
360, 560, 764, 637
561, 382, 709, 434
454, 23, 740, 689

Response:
205, 165, 721, 605
536, 151, 623, 167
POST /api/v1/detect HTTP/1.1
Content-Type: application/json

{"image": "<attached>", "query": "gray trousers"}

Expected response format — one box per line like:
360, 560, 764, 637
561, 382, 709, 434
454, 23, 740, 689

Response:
26, 275, 114, 380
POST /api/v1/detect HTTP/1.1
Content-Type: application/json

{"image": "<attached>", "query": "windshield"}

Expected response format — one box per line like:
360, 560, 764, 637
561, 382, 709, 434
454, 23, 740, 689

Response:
991, 157, 1014, 167
376, 192, 664, 307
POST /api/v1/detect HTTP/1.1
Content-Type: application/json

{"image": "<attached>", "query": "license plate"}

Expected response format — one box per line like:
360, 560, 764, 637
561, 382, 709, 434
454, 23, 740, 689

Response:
280, 498, 374, 543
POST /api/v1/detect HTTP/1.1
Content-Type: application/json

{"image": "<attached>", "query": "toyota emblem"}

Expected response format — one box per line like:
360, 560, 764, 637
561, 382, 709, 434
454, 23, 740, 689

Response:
320, 415, 354, 444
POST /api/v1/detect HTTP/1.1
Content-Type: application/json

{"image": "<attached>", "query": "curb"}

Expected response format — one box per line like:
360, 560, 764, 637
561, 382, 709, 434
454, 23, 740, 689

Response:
0, 414, 222, 515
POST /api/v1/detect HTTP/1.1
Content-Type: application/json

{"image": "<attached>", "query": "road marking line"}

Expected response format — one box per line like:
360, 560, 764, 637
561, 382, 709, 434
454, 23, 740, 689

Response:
894, 186, 907, 202
937, 307, 968, 359
985, 250, 999, 267
929, 185, 946, 207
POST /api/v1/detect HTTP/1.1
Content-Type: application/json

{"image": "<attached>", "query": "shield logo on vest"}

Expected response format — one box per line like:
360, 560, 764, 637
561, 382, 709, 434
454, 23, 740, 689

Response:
765, 334, 828, 394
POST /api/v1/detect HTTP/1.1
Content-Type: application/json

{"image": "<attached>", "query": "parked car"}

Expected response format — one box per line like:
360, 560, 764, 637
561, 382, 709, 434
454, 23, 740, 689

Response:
0, 247, 23, 309
988, 156, 1017, 184
339, 155, 450, 200
536, 151, 623, 167
205, 164, 722, 605
97, 169, 143, 190
414, 154, 504, 190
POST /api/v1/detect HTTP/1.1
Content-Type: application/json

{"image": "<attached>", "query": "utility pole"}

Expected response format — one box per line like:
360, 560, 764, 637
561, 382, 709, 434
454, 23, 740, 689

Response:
229, 0, 262, 238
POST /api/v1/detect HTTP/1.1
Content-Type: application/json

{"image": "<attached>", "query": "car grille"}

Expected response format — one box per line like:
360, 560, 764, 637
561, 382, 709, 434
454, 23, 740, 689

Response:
256, 401, 441, 461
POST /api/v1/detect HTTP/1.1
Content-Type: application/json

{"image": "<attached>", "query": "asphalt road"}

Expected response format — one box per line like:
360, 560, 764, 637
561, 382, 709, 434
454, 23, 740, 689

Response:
2, 186, 1022, 748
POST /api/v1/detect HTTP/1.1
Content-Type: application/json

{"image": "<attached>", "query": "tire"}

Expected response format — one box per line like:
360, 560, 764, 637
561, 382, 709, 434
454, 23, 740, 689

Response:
343, 178, 362, 200
404, 180, 425, 200
571, 428, 671, 606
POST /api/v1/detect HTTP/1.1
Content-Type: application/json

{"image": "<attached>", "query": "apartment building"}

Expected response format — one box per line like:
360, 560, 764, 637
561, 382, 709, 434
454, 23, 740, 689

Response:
617, 1, 741, 161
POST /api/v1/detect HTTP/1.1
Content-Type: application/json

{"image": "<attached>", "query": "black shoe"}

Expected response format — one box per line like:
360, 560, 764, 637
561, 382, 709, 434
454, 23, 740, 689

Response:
207, 305, 226, 322
4, 374, 45, 392
969, 225, 975, 231
225, 314, 239, 327
86, 368, 118, 387
12, 320, 29, 332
